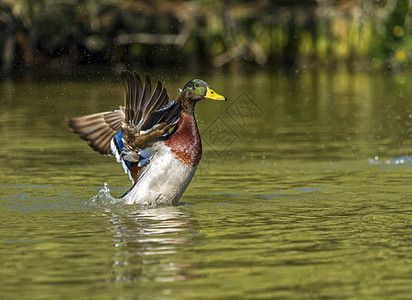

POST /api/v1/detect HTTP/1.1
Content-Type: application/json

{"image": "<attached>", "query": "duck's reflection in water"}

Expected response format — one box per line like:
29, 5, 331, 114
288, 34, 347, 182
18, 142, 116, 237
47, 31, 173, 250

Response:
107, 206, 197, 283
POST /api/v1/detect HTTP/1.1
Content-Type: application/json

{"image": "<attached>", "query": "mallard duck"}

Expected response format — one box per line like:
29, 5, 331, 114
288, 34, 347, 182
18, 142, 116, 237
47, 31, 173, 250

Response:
67, 71, 226, 205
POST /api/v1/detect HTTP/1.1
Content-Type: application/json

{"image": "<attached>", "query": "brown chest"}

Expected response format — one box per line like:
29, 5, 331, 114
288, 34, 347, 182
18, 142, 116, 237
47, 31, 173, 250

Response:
164, 113, 202, 166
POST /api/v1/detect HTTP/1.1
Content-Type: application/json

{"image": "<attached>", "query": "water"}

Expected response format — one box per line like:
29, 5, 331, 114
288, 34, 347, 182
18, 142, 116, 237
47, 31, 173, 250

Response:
1, 72, 412, 299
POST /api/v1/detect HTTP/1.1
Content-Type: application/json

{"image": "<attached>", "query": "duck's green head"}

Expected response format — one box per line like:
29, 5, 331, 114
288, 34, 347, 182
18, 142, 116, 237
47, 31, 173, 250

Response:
181, 79, 227, 102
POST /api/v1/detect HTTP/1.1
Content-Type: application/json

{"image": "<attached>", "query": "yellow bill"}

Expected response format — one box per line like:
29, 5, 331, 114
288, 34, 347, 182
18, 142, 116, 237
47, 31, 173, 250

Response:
205, 87, 227, 101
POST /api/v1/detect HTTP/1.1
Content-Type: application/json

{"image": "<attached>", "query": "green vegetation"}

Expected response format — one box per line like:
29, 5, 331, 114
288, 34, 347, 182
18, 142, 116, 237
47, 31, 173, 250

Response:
0, 0, 411, 77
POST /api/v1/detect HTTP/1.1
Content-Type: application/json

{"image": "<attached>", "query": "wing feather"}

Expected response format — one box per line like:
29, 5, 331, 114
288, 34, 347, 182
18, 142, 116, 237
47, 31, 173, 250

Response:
140, 74, 152, 117
134, 72, 143, 116
141, 86, 169, 129
66, 110, 124, 155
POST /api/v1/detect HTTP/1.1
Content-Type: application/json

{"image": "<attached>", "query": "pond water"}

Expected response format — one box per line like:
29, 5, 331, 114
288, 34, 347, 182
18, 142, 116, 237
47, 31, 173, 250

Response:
1, 71, 412, 298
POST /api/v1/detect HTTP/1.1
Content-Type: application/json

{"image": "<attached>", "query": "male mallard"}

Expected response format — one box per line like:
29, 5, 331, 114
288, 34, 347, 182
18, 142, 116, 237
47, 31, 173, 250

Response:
67, 71, 226, 205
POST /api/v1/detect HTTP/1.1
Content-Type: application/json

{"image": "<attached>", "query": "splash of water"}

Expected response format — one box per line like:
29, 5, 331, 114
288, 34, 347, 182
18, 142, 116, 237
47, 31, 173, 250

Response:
85, 182, 118, 206
84, 183, 170, 210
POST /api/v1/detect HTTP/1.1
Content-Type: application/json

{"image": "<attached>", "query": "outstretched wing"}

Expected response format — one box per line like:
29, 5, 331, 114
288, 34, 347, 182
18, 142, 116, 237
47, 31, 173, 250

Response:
66, 71, 181, 183
119, 71, 181, 149
115, 71, 181, 181
66, 109, 124, 155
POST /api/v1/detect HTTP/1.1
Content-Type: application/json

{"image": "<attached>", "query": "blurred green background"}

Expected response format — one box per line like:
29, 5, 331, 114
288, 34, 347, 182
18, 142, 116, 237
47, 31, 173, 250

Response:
1, 0, 411, 78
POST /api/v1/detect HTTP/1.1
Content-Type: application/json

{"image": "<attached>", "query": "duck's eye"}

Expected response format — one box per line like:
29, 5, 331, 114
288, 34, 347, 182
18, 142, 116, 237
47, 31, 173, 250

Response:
195, 83, 200, 88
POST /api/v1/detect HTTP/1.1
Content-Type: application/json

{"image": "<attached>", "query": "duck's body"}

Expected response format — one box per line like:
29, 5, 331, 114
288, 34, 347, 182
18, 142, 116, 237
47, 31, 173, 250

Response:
122, 141, 198, 205
67, 71, 225, 206
122, 113, 201, 205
